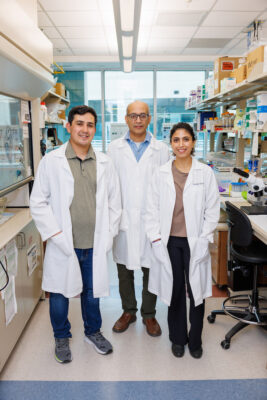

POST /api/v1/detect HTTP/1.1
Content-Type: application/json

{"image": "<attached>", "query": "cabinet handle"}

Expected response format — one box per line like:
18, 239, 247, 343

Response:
16, 232, 26, 249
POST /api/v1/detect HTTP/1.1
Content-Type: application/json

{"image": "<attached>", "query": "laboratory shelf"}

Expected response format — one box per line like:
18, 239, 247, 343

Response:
186, 71, 267, 111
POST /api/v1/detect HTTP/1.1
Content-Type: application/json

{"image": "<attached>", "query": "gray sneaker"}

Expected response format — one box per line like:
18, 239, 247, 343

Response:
55, 338, 72, 363
85, 332, 113, 355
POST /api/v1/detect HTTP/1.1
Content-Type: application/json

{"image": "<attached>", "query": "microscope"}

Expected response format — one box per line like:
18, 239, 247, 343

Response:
233, 168, 267, 215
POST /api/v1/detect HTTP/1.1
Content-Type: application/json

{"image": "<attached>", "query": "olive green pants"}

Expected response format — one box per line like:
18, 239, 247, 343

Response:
117, 263, 157, 319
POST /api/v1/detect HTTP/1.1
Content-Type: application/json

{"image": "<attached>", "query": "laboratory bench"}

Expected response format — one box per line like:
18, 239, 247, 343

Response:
211, 196, 267, 288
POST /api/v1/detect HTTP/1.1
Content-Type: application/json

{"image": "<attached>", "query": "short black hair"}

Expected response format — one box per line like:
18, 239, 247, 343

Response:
68, 105, 97, 125
170, 122, 196, 155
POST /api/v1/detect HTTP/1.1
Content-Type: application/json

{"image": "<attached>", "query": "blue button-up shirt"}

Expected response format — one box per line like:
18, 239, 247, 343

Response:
125, 131, 152, 162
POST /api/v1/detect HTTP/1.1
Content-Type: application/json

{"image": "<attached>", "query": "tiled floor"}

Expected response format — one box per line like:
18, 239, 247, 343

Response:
0, 257, 267, 399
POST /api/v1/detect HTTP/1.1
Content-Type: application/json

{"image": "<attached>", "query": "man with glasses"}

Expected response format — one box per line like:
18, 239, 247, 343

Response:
108, 100, 169, 337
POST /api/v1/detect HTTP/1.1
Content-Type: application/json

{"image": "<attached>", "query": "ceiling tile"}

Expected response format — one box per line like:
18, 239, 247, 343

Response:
141, 0, 158, 11
53, 48, 73, 56
39, 0, 98, 11
194, 27, 242, 39
47, 11, 102, 26
66, 38, 107, 48
38, 11, 53, 26
157, 0, 215, 11
41, 27, 62, 39
223, 38, 243, 49
98, 0, 114, 11
50, 38, 69, 48
182, 48, 221, 55
146, 46, 184, 55
148, 38, 190, 47
188, 38, 230, 48
156, 12, 205, 27
213, 0, 267, 11
72, 47, 109, 56
58, 26, 103, 38
140, 11, 157, 26
226, 47, 247, 56
150, 26, 196, 38
202, 12, 259, 27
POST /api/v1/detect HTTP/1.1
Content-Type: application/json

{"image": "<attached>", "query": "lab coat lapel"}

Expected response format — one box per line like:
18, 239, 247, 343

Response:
183, 157, 203, 193
53, 142, 74, 193
96, 152, 108, 183
118, 136, 137, 163
161, 159, 175, 195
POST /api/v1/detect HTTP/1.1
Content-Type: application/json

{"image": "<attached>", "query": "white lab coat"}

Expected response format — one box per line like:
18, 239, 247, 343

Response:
30, 142, 121, 298
107, 133, 170, 270
145, 158, 220, 306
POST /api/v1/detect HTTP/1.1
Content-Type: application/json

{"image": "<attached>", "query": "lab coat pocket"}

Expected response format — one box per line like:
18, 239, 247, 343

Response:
119, 209, 129, 231
194, 237, 209, 263
51, 232, 72, 257
152, 240, 167, 264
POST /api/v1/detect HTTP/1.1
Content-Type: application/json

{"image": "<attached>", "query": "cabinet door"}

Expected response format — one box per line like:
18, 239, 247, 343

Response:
0, 220, 42, 372
19, 220, 42, 323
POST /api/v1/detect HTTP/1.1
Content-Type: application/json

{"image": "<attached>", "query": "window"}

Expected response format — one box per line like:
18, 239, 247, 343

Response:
105, 71, 153, 146
157, 71, 205, 144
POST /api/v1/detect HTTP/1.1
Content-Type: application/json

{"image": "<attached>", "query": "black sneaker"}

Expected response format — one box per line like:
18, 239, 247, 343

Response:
171, 344, 185, 358
55, 338, 72, 363
189, 347, 203, 359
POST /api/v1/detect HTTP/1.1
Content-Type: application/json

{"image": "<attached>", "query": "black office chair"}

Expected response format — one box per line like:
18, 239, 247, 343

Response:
207, 201, 267, 349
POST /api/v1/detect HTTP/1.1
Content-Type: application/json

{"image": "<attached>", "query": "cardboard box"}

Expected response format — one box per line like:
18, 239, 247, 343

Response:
247, 45, 266, 77
58, 110, 66, 120
221, 77, 236, 92
54, 83, 66, 97
232, 64, 247, 84
214, 57, 240, 94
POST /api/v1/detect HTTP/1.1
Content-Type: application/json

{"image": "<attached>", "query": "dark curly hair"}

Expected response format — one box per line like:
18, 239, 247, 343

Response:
170, 122, 196, 155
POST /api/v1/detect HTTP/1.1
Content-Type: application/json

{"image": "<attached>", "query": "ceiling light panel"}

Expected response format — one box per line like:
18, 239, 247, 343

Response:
123, 59, 132, 73
120, 0, 135, 31
157, 0, 215, 11
39, 0, 98, 11
188, 38, 230, 48
47, 11, 102, 26
122, 36, 133, 57
156, 12, 205, 27
202, 12, 259, 27
213, 0, 267, 12
194, 27, 242, 39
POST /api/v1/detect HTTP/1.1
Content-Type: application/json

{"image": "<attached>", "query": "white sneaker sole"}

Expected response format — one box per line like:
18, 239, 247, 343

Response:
84, 336, 113, 355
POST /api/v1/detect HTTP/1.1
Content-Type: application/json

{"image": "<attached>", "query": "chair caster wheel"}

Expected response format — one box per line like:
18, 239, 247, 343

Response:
221, 340, 230, 350
207, 315, 215, 323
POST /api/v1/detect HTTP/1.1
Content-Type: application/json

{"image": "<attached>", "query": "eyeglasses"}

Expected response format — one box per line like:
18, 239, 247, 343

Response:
127, 113, 150, 121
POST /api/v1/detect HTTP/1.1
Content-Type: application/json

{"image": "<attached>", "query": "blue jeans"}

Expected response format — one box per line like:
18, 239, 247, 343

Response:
49, 248, 102, 338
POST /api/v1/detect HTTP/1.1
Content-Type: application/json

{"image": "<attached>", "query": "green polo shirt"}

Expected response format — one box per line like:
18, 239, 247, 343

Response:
66, 141, 96, 249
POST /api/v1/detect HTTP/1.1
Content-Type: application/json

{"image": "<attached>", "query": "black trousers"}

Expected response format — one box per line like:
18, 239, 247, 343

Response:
167, 236, 205, 352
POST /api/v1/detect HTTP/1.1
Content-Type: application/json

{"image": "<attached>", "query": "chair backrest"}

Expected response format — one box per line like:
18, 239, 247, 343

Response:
225, 201, 253, 247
